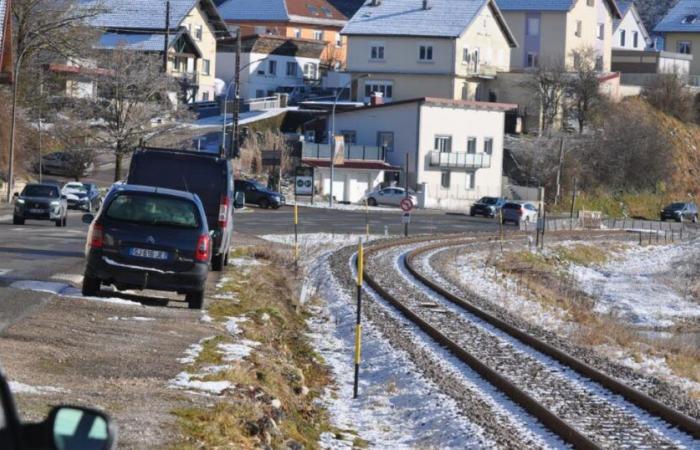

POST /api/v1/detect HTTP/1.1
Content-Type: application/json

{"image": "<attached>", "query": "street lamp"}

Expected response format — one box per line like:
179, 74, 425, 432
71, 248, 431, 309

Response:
328, 73, 369, 207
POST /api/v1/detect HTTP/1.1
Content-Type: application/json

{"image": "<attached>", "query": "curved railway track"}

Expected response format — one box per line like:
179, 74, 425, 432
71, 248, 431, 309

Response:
359, 236, 700, 449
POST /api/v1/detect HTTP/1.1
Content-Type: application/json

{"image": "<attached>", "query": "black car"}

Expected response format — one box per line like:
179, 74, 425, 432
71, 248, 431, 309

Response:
82, 184, 211, 309
0, 367, 116, 450
470, 197, 507, 218
127, 147, 242, 271
62, 182, 102, 212
234, 179, 285, 209
13, 184, 68, 227
660, 202, 698, 222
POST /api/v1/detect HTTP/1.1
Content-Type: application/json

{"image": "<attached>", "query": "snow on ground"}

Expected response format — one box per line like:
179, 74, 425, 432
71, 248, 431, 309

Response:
571, 240, 700, 328
107, 316, 156, 322
9, 280, 142, 307
290, 200, 397, 212
9, 381, 68, 395
170, 372, 232, 396
261, 233, 386, 250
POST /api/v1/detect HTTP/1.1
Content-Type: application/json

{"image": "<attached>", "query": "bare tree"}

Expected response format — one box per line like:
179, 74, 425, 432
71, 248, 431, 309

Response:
5, 0, 102, 201
86, 49, 183, 181
567, 47, 602, 134
523, 59, 568, 136
51, 117, 96, 181
641, 73, 696, 123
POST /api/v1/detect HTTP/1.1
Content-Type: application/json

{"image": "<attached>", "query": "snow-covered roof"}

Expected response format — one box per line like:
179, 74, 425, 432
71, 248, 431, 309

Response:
496, 0, 620, 18
96, 29, 203, 57
342, 0, 516, 44
654, 0, 700, 33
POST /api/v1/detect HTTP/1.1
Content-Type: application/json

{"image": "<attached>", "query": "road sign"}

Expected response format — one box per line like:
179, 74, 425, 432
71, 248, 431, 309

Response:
402, 212, 411, 224
400, 198, 414, 212
295, 166, 314, 196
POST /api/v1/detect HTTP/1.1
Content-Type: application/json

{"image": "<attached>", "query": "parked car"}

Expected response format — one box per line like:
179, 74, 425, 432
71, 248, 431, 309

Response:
0, 366, 116, 449
82, 184, 211, 309
660, 202, 698, 223
234, 180, 285, 209
62, 182, 102, 212
470, 197, 507, 218
501, 201, 538, 225
13, 183, 68, 227
127, 147, 243, 271
366, 187, 417, 207
34, 152, 93, 177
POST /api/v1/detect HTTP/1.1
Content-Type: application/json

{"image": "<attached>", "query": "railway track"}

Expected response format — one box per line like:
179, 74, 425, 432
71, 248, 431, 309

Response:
360, 236, 700, 449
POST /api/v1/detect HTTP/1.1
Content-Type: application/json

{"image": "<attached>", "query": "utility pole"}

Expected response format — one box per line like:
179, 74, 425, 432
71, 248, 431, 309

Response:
228, 29, 242, 159
570, 177, 577, 230
163, 1, 170, 72
554, 137, 565, 206
404, 152, 409, 237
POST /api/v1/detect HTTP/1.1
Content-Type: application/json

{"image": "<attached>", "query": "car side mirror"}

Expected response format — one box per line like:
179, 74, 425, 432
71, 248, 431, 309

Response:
234, 192, 245, 209
82, 214, 95, 224
49, 405, 115, 450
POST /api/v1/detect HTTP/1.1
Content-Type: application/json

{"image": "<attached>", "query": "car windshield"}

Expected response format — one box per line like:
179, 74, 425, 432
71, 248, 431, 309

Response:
250, 181, 267, 191
64, 183, 87, 192
105, 194, 200, 229
480, 197, 498, 205
23, 185, 59, 198
667, 203, 686, 211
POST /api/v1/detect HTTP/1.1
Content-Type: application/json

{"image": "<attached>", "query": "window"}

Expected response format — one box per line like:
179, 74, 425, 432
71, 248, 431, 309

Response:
620, 30, 626, 46
678, 41, 692, 55
682, 14, 697, 24
463, 47, 470, 64
466, 172, 476, 190
633, 31, 639, 48
336, 33, 342, 47
586, 0, 594, 6
195, 25, 203, 41
256, 89, 265, 98
202, 91, 209, 101
257, 64, 265, 75
595, 56, 603, 71
370, 43, 385, 60
106, 194, 199, 229
313, 30, 324, 40
293, 28, 301, 38
377, 132, 394, 153
286, 62, 298, 77
268, 60, 277, 76
527, 17, 540, 37
466, 137, 476, 154
527, 52, 539, 68
304, 63, 318, 79
434, 136, 452, 152
575, 20, 582, 37
441, 171, 451, 189
320, 6, 332, 17
418, 45, 433, 61
484, 138, 493, 155
364, 81, 393, 101
597, 23, 604, 40
341, 130, 356, 144
202, 59, 210, 76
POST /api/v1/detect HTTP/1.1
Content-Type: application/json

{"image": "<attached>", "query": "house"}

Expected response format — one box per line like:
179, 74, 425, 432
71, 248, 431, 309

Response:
217, 34, 326, 99
654, 0, 700, 85
80, 0, 231, 102
613, 1, 650, 51
341, 0, 517, 103
214, 0, 348, 70
0, 0, 12, 84
496, 0, 621, 72
304, 97, 516, 209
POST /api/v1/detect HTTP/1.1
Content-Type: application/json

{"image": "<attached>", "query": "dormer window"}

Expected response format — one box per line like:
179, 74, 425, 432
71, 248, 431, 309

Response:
682, 14, 697, 24
307, 4, 318, 15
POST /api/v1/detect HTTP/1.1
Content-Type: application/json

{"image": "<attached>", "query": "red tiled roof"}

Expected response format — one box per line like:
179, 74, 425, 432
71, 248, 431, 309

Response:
303, 158, 401, 171
286, 0, 346, 21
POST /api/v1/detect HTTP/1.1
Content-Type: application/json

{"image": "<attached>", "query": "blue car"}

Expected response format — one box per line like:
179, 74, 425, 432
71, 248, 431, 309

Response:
470, 197, 507, 218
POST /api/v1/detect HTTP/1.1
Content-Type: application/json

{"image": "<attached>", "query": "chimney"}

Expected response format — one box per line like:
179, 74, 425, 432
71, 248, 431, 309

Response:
370, 92, 384, 106
422, 0, 429, 9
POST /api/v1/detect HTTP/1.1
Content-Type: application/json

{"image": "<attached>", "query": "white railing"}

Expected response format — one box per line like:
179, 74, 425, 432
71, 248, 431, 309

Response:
245, 96, 280, 111
302, 142, 386, 161
428, 151, 491, 170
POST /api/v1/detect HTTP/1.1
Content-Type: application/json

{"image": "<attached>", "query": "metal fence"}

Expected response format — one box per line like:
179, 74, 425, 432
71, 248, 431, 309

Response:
521, 216, 699, 241
301, 142, 386, 161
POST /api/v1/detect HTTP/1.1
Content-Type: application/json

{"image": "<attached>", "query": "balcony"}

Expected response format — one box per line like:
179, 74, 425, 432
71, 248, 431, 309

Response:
428, 151, 491, 170
302, 142, 386, 161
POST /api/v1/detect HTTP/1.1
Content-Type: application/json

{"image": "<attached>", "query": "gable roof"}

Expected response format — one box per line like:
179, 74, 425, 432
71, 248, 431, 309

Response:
342, 0, 517, 45
215, 0, 347, 25
0, 0, 11, 83
496, 0, 621, 18
614, 1, 650, 42
654, 0, 700, 33
81, 0, 231, 38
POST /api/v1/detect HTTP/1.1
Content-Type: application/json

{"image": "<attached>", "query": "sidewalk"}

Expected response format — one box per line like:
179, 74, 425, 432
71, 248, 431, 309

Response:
0, 201, 14, 222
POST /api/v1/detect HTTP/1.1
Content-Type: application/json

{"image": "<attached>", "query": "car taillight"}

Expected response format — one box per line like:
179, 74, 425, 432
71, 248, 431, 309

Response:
218, 195, 229, 228
89, 223, 104, 249
195, 234, 211, 262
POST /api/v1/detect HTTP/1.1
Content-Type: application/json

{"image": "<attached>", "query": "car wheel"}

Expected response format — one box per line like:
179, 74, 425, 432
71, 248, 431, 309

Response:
224, 250, 230, 266
12, 216, 24, 225
82, 275, 100, 297
259, 198, 270, 209
186, 291, 204, 309
272, 204, 281, 210
55, 219, 62, 227
62, 215, 68, 227
212, 253, 225, 271
368, 198, 378, 207
469, 211, 476, 217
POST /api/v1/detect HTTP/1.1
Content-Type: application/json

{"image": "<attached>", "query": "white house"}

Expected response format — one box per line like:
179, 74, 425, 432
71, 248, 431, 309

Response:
308, 97, 516, 210
217, 35, 326, 99
613, 1, 650, 50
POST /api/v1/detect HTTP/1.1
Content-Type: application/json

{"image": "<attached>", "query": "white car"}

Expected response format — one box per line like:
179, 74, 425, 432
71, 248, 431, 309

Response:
501, 201, 538, 225
366, 187, 417, 207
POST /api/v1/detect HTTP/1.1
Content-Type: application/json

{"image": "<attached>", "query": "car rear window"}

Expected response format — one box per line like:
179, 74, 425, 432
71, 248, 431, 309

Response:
481, 197, 498, 205
23, 185, 59, 197
105, 194, 200, 229
502, 203, 521, 210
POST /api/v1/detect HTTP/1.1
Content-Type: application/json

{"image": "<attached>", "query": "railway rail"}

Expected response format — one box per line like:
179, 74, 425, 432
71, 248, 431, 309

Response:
359, 236, 700, 449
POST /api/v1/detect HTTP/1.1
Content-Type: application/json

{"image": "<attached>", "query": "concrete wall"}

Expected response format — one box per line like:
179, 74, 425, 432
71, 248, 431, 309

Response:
663, 33, 700, 77
315, 167, 384, 203
181, 3, 219, 101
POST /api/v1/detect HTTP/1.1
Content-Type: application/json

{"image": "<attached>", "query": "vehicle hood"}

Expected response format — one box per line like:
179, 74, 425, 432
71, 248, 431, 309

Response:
19, 195, 61, 202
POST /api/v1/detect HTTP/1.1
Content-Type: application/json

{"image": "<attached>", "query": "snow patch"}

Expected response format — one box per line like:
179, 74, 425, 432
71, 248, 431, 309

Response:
9, 381, 68, 395
9, 280, 142, 306
225, 316, 248, 336
107, 316, 155, 322
218, 340, 260, 362
170, 372, 232, 395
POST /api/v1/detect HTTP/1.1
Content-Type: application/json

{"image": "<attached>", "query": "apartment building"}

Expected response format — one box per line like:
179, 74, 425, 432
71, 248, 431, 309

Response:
654, 0, 700, 84
342, 0, 517, 103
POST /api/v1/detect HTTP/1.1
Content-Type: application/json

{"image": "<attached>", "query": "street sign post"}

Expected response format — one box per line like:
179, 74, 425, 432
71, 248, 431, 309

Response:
295, 166, 314, 199
402, 212, 411, 224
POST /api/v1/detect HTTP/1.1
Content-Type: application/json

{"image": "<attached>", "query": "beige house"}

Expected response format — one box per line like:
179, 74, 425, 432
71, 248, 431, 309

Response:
496, 0, 621, 72
654, 0, 700, 86
341, 0, 517, 103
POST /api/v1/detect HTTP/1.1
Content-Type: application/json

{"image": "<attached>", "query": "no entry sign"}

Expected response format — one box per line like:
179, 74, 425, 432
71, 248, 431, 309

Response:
400, 197, 414, 212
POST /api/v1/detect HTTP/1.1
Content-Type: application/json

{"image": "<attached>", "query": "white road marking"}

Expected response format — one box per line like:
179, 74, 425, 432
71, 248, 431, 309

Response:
0, 269, 12, 276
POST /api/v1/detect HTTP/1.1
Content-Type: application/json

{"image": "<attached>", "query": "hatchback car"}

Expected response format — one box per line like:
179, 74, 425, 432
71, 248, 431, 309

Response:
13, 184, 68, 226
501, 201, 538, 225
81, 184, 211, 309
470, 197, 507, 218
366, 187, 417, 207
62, 182, 102, 212
660, 202, 698, 223
234, 179, 285, 209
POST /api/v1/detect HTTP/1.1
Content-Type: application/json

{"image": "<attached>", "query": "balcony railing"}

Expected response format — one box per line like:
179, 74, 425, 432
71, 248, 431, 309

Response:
428, 151, 491, 170
302, 142, 386, 161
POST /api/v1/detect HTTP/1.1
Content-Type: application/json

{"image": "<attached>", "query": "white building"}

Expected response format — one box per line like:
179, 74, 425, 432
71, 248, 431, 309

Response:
217, 35, 326, 99
307, 97, 516, 210
613, 1, 650, 50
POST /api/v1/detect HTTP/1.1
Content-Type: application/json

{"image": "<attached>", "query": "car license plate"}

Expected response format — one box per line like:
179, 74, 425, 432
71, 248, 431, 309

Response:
29, 208, 45, 214
128, 248, 169, 260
